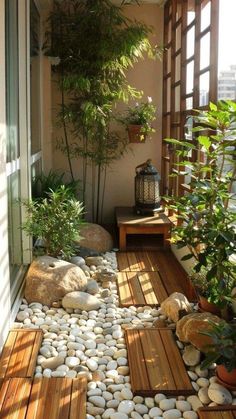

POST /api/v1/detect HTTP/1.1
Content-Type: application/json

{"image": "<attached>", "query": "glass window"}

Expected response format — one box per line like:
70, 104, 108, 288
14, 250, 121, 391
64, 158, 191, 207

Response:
187, 26, 195, 59
201, 1, 211, 32
200, 32, 210, 70
199, 71, 210, 106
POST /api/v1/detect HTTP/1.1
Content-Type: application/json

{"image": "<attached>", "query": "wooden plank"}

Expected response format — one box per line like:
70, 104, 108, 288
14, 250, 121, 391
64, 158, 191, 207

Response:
0, 332, 17, 378
138, 273, 158, 306
160, 329, 193, 392
149, 272, 169, 303
139, 329, 176, 391
117, 253, 130, 272
0, 378, 32, 419
126, 328, 195, 396
125, 329, 150, 391
127, 252, 140, 272
128, 273, 146, 306
198, 406, 236, 419
70, 377, 87, 419
0, 330, 43, 379
117, 273, 134, 306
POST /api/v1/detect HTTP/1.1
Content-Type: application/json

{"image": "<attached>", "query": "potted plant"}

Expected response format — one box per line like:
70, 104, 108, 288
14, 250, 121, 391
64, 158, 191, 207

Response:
190, 270, 221, 315
21, 185, 84, 260
201, 321, 236, 388
165, 101, 236, 315
121, 97, 157, 143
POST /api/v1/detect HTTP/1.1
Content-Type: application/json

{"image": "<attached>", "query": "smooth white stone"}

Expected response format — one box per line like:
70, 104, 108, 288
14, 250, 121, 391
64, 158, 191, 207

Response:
183, 412, 198, 419
176, 401, 191, 412
163, 409, 182, 419
159, 399, 176, 411
102, 408, 115, 419
118, 400, 135, 414
86, 359, 98, 372
130, 412, 143, 419
107, 361, 118, 371
51, 371, 66, 377
134, 404, 148, 415
88, 396, 106, 408
149, 407, 163, 417
65, 357, 80, 368
154, 393, 166, 404
110, 413, 128, 419
198, 387, 211, 404
145, 397, 154, 408
196, 377, 209, 388
102, 391, 113, 401
187, 395, 203, 411
117, 357, 127, 366
17, 311, 29, 321
208, 383, 233, 405
195, 365, 208, 378
87, 389, 102, 397
66, 370, 77, 378
120, 388, 133, 400
43, 368, 52, 377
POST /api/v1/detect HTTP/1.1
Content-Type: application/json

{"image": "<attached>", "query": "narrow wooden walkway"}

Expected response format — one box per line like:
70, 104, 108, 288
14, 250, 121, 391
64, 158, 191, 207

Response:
117, 250, 196, 306
126, 328, 194, 396
0, 377, 87, 419
198, 406, 236, 418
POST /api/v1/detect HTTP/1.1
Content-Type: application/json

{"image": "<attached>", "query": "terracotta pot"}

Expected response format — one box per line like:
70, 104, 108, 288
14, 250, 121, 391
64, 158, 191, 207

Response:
217, 364, 236, 387
198, 296, 221, 316
127, 124, 146, 143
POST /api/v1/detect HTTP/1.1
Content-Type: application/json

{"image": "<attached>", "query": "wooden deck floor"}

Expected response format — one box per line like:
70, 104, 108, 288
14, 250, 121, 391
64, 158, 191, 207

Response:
0, 377, 87, 419
117, 250, 196, 305
126, 328, 194, 396
198, 406, 236, 418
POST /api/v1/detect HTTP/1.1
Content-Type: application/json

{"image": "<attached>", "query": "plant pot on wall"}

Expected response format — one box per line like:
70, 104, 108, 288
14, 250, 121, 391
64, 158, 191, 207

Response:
127, 125, 146, 143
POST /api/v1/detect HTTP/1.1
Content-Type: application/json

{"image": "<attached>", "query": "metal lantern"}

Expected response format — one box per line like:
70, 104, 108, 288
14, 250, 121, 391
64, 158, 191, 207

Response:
134, 159, 161, 215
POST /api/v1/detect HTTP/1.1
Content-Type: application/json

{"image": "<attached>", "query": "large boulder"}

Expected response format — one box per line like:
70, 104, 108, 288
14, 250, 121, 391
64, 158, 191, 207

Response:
25, 256, 87, 306
176, 312, 222, 351
75, 223, 113, 253
160, 292, 193, 322
62, 291, 100, 311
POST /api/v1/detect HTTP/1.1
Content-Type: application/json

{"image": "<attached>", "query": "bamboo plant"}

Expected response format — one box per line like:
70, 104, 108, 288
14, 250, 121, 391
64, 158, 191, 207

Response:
47, 0, 160, 223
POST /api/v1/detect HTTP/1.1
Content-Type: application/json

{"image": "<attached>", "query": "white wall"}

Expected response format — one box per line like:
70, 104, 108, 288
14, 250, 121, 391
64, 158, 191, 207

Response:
0, 1, 11, 350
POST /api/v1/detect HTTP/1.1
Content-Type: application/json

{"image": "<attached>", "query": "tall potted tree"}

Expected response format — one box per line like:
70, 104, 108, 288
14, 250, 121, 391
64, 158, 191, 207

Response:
165, 101, 236, 315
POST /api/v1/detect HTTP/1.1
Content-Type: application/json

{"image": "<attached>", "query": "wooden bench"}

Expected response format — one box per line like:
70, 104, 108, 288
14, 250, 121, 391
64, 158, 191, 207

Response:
126, 328, 195, 396
116, 207, 172, 251
0, 330, 43, 379
0, 377, 87, 419
198, 406, 236, 418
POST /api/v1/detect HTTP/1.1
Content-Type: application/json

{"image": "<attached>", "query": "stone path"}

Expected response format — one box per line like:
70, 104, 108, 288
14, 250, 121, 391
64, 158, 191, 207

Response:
14, 251, 235, 419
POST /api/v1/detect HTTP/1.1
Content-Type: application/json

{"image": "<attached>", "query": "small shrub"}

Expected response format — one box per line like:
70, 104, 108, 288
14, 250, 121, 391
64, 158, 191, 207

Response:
21, 185, 84, 259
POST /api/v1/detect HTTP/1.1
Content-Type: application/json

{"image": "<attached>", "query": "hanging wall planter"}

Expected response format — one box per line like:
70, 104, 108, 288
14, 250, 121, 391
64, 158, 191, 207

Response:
127, 125, 146, 143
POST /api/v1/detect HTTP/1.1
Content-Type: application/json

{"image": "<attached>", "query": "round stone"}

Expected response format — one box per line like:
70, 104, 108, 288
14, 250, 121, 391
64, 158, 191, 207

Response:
163, 409, 182, 419
149, 407, 163, 417
17, 311, 29, 321
183, 412, 198, 419
120, 388, 133, 400
154, 393, 166, 404
208, 383, 233, 405
134, 404, 148, 415
196, 377, 209, 388
118, 400, 135, 415
88, 396, 106, 408
198, 387, 211, 404
176, 401, 191, 412
159, 399, 176, 411
86, 359, 98, 372
65, 357, 80, 368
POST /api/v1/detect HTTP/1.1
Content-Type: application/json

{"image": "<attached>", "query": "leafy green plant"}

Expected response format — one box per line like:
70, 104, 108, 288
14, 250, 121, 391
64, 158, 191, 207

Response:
201, 321, 236, 372
32, 170, 80, 201
165, 100, 236, 308
120, 97, 156, 136
21, 185, 84, 259
46, 0, 161, 222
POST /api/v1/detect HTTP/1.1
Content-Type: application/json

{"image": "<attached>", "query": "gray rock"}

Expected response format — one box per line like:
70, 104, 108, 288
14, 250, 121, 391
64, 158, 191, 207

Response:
86, 280, 99, 295
70, 256, 86, 267
62, 291, 100, 311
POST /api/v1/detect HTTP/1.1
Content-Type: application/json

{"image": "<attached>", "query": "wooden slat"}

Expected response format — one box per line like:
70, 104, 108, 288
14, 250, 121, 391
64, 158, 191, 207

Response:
116, 252, 130, 272
70, 377, 87, 419
126, 328, 195, 396
125, 329, 150, 391
138, 273, 158, 306
0, 378, 32, 419
118, 271, 168, 307
128, 273, 146, 306
0, 330, 43, 379
117, 273, 134, 306
198, 406, 236, 419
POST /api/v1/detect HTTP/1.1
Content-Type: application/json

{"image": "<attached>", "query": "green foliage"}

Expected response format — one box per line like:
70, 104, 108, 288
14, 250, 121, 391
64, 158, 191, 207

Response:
21, 186, 84, 259
119, 97, 157, 136
32, 170, 80, 200
165, 100, 236, 307
46, 0, 160, 222
200, 322, 236, 372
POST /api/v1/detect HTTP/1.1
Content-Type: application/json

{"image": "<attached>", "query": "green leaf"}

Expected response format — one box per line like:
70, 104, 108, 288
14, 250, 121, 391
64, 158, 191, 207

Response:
198, 136, 211, 150
209, 102, 218, 111
181, 254, 194, 261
